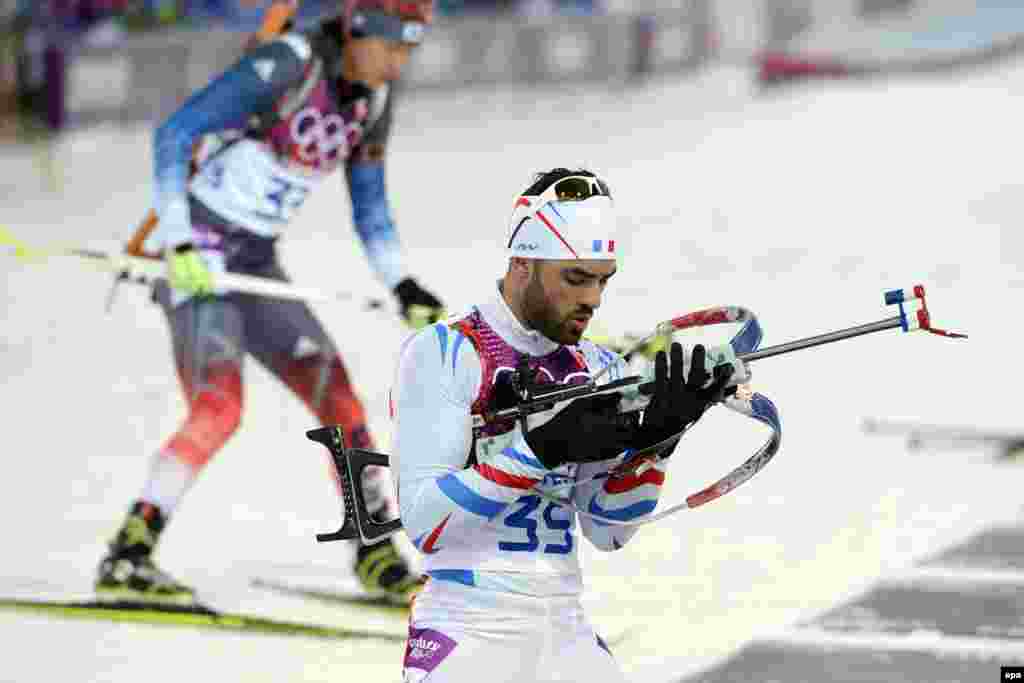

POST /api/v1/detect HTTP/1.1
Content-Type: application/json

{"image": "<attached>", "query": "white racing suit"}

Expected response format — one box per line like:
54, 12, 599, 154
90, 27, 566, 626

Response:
392, 285, 670, 682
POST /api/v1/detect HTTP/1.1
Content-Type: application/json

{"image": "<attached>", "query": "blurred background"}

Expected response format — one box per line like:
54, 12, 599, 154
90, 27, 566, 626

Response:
5, 0, 1024, 134
2, 1, 1024, 682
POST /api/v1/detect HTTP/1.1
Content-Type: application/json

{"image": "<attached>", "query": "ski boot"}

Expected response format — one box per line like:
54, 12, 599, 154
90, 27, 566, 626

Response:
95, 501, 195, 605
354, 537, 424, 605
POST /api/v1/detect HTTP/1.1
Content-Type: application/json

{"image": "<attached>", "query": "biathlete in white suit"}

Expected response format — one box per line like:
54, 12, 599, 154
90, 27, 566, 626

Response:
390, 169, 735, 682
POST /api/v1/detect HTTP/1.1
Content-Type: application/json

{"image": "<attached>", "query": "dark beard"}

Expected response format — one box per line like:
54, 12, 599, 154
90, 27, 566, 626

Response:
523, 271, 577, 345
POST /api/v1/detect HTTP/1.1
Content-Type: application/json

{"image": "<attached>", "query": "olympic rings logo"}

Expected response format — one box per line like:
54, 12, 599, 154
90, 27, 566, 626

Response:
289, 106, 357, 169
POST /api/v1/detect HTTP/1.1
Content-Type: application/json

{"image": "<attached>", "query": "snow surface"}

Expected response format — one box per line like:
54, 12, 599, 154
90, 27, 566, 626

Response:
1, 59, 1022, 683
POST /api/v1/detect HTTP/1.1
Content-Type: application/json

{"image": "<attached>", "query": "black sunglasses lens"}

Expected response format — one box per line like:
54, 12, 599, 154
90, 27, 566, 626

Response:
554, 177, 595, 200
551, 177, 611, 201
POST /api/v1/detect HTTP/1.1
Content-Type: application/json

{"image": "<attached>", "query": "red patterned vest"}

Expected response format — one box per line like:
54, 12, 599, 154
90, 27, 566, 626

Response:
451, 308, 591, 461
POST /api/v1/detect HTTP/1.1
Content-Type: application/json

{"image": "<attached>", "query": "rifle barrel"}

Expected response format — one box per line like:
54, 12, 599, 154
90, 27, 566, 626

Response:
473, 315, 906, 429
739, 316, 902, 363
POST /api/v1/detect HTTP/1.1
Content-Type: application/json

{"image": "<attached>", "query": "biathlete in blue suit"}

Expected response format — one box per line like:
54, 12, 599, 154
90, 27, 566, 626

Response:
96, 0, 443, 605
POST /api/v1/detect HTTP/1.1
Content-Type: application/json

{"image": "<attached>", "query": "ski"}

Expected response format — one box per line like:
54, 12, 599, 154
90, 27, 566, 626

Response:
0, 596, 405, 641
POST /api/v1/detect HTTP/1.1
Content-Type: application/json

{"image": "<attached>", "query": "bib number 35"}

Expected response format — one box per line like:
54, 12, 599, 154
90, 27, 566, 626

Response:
499, 495, 572, 555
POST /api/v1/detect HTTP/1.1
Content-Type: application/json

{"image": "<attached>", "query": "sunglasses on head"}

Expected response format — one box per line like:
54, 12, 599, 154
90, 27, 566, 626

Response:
527, 175, 612, 205
350, 9, 426, 45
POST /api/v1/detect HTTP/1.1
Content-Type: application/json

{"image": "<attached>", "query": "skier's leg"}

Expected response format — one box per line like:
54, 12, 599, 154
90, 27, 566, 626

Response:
97, 293, 246, 602
239, 295, 387, 512
238, 266, 417, 599
402, 579, 541, 683
407, 585, 628, 683
148, 295, 246, 511
275, 352, 392, 514
546, 618, 628, 683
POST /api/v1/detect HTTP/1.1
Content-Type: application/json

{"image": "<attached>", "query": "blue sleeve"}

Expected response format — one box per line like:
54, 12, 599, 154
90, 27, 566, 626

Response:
152, 39, 306, 247
346, 160, 409, 289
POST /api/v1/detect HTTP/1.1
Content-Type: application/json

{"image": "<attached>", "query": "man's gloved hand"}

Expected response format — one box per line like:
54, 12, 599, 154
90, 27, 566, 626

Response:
393, 277, 445, 329
633, 343, 734, 457
166, 243, 215, 297
524, 393, 638, 470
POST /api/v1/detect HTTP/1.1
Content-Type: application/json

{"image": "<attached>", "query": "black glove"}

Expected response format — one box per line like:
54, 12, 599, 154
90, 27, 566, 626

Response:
392, 277, 445, 329
524, 393, 638, 470
633, 343, 735, 457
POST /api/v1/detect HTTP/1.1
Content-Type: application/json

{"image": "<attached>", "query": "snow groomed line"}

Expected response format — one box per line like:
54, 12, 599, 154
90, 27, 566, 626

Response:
679, 522, 1024, 682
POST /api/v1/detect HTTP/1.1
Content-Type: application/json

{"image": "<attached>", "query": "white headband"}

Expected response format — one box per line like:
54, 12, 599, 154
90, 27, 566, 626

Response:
506, 195, 619, 261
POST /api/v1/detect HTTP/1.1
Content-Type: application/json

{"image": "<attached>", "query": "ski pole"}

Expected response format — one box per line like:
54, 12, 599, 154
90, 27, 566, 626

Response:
0, 230, 391, 312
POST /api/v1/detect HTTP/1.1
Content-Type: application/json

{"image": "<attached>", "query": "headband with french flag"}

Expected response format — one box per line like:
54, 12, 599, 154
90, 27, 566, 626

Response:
506, 195, 620, 261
